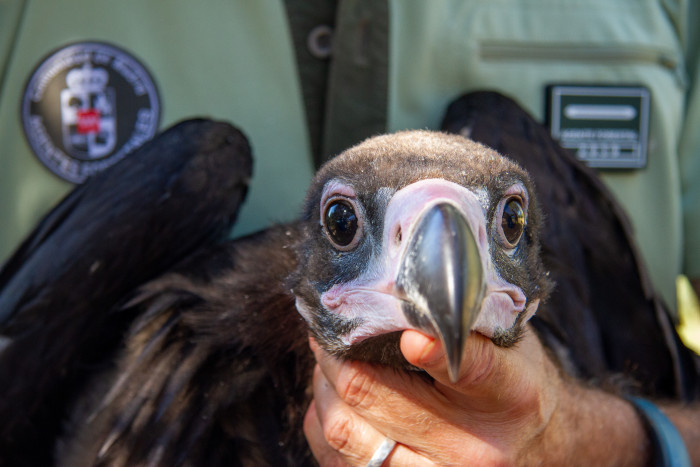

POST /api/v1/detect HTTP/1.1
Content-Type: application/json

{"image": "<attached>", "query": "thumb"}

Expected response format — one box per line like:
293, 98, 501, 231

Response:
400, 326, 549, 412
400, 329, 499, 388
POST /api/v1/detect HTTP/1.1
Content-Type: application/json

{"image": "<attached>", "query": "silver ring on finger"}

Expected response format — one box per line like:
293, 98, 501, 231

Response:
366, 437, 397, 467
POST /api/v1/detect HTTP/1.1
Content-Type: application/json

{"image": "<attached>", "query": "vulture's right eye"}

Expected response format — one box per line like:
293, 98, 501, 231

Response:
323, 199, 362, 250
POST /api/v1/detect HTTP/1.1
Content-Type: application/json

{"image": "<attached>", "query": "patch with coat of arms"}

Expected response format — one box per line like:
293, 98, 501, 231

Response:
21, 41, 161, 183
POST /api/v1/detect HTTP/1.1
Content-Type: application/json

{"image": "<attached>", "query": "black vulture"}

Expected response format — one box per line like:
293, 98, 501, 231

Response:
0, 92, 697, 466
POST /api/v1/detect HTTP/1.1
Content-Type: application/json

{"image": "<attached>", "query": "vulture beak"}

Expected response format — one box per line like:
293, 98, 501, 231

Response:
396, 203, 486, 383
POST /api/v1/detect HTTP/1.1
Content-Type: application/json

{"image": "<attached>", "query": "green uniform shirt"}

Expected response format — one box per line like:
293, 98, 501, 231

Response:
1, 0, 698, 311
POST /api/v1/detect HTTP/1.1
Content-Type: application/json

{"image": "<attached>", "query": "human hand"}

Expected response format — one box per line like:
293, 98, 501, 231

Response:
304, 325, 649, 466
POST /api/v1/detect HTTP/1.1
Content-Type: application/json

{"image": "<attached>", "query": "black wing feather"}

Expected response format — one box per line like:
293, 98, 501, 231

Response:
57, 227, 314, 467
0, 118, 252, 465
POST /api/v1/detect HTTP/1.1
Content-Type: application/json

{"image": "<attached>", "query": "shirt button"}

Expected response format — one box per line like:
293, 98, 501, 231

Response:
307, 25, 333, 59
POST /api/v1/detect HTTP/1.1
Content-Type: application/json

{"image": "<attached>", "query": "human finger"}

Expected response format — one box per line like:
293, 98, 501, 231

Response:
309, 338, 493, 459
307, 363, 433, 467
312, 325, 558, 447
304, 399, 349, 467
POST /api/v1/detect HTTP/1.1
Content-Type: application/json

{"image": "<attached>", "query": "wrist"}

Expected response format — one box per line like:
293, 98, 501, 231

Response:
535, 379, 650, 466
629, 399, 692, 467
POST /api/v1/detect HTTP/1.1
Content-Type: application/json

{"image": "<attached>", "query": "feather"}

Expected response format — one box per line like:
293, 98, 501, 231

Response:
0, 119, 252, 466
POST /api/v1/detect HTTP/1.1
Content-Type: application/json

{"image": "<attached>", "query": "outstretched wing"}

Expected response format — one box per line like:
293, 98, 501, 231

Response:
57, 226, 314, 467
442, 91, 700, 400
0, 119, 252, 465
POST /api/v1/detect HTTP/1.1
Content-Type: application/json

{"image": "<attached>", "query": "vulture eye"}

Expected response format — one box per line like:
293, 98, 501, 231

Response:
499, 197, 526, 247
323, 199, 361, 249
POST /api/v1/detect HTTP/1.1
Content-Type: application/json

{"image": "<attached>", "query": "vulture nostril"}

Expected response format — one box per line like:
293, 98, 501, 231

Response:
395, 226, 402, 247
509, 290, 527, 310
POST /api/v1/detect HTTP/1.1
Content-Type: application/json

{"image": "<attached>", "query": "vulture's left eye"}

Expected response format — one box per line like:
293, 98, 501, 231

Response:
499, 197, 525, 247
323, 199, 361, 250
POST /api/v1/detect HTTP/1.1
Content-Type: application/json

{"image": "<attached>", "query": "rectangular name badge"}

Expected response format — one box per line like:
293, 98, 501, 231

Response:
547, 85, 650, 169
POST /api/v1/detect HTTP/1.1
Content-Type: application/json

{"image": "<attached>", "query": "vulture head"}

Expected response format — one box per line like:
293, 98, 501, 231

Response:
290, 131, 553, 381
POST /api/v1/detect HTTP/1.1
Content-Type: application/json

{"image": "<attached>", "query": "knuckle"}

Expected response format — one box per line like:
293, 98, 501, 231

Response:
336, 362, 378, 409
323, 414, 354, 453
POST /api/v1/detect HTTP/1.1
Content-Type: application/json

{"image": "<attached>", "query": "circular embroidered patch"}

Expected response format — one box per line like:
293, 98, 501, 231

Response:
21, 41, 161, 183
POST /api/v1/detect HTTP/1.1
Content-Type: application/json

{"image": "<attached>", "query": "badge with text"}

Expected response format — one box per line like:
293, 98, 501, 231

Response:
21, 42, 161, 183
547, 85, 650, 169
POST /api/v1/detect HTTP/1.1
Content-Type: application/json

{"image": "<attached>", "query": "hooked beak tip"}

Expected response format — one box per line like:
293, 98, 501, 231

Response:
396, 203, 486, 383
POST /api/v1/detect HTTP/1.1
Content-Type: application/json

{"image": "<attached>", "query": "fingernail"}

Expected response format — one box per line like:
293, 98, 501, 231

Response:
418, 338, 443, 365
